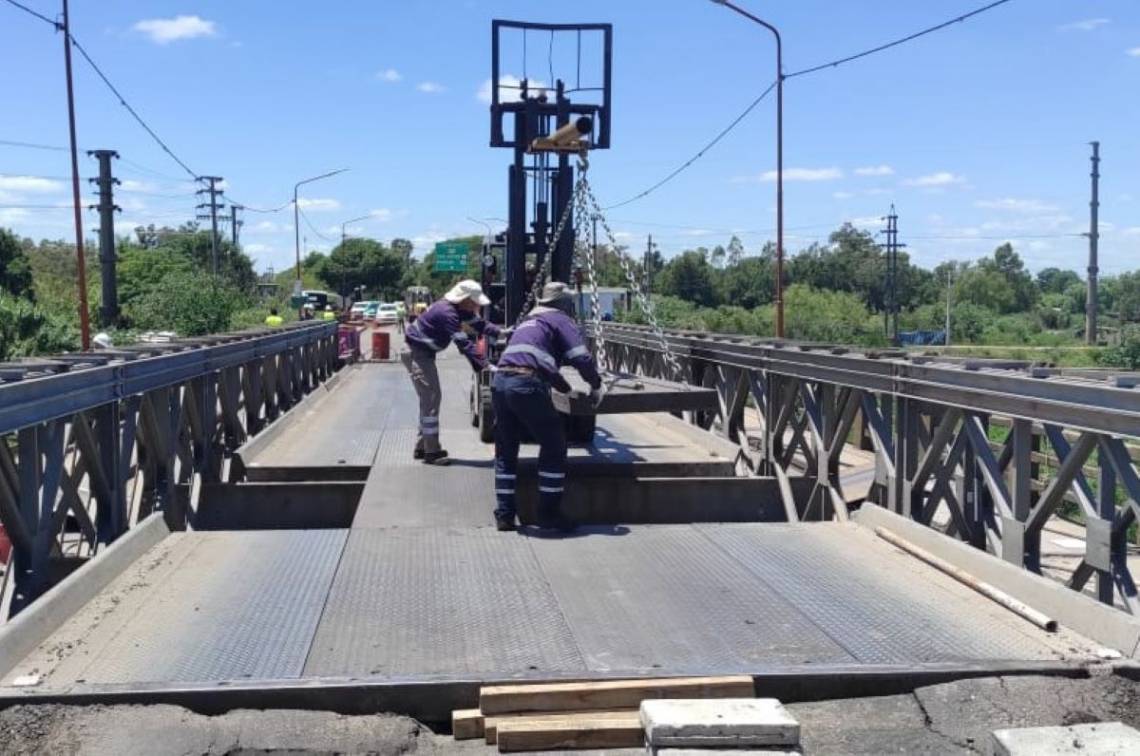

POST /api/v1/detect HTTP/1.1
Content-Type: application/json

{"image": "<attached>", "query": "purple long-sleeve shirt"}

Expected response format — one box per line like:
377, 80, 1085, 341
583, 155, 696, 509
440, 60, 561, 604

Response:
405, 299, 499, 370
497, 306, 602, 393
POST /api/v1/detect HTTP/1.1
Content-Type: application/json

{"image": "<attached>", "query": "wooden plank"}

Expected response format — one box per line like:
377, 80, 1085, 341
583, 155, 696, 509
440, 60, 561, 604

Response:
451, 708, 484, 740
479, 675, 755, 715
495, 713, 644, 752
484, 710, 638, 745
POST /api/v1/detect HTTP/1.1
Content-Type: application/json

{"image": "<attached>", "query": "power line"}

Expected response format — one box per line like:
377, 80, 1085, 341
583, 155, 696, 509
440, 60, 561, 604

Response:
2, 0, 58, 28
603, 0, 1016, 211
604, 81, 777, 210
66, 35, 199, 178
229, 197, 293, 214
786, 0, 1016, 79
0, 138, 67, 152
297, 206, 335, 243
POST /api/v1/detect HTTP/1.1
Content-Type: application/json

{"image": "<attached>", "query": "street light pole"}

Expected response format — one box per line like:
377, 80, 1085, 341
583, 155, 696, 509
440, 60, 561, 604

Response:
341, 214, 370, 249
293, 168, 349, 292
710, 0, 784, 338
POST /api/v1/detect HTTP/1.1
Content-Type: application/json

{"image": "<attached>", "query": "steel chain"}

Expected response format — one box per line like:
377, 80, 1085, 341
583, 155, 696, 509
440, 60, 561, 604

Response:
513, 154, 592, 328
577, 173, 682, 380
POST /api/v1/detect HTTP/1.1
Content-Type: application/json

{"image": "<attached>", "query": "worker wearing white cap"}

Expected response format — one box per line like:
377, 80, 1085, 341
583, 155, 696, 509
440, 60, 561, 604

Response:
402, 280, 499, 465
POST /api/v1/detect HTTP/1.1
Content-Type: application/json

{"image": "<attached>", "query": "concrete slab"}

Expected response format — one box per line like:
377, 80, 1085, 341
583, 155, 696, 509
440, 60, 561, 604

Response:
640, 698, 799, 748
992, 721, 1140, 755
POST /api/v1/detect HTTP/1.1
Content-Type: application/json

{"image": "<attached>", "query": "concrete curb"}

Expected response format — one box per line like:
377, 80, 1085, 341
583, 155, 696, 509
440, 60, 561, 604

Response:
0, 512, 171, 680
852, 505, 1140, 657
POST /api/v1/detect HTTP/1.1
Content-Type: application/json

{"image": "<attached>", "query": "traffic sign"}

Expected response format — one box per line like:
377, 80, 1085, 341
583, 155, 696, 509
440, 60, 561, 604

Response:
433, 242, 468, 273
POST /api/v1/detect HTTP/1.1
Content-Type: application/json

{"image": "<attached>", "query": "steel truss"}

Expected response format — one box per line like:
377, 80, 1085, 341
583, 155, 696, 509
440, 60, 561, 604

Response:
0, 322, 339, 617
595, 324, 1140, 611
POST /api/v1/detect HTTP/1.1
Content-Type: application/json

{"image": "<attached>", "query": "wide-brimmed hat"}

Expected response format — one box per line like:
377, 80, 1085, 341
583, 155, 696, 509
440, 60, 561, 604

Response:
537, 281, 574, 306
444, 279, 491, 306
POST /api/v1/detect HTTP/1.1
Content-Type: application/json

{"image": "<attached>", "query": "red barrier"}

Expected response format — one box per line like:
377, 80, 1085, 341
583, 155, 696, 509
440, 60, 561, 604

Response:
372, 329, 390, 360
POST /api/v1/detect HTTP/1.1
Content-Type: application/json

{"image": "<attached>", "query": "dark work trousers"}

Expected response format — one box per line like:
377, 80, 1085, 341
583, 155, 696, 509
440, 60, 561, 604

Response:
491, 371, 567, 522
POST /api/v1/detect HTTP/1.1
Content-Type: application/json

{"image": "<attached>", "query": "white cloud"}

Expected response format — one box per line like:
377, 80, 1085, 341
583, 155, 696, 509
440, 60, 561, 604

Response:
369, 208, 394, 222
476, 75, 548, 104
0, 208, 30, 224
974, 197, 1059, 213
854, 165, 894, 177
832, 191, 854, 200
1058, 18, 1110, 32
417, 81, 446, 94
244, 243, 271, 254
680, 229, 714, 237
377, 68, 402, 83
1129, 47, 1140, 57
904, 172, 965, 187
118, 179, 157, 192
132, 15, 217, 44
847, 215, 883, 229
250, 221, 281, 233
296, 198, 340, 212
865, 187, 892, 196
1121, 227, 1140, 237
613, 231, 634, 241
0, 175, 63, 193
740, 167, 842, 183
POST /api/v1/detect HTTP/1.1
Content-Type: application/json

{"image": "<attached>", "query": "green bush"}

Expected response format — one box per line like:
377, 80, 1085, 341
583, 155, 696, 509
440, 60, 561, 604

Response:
0, 294, 79, 359
1098, 328, 1140, 370
128, 270, 245, 337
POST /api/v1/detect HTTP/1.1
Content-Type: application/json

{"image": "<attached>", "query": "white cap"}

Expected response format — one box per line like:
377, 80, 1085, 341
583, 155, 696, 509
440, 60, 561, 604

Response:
444, 279, 491, 306
93, 332, 113, 349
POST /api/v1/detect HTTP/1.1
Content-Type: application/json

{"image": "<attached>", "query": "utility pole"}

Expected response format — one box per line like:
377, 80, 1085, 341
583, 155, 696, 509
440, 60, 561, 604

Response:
88, 149, 120, 326
878, 205, 906, 343
61, 0, 91, 350
230, 204, 243, 248
195, 176, 225, 275
1085, 141, 1100, 346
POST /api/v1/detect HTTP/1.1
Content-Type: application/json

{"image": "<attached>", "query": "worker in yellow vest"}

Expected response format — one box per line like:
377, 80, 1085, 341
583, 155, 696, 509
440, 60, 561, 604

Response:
265, 307, 284, 327
321, 305, 337, 321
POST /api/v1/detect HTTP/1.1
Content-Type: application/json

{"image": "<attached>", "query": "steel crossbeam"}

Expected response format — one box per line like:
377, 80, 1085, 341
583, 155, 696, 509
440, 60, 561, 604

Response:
593, 323, 1140, 611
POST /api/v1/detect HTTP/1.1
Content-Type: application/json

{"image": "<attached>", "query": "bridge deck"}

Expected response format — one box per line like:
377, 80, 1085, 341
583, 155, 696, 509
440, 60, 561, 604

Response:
0, 352, 1101, 700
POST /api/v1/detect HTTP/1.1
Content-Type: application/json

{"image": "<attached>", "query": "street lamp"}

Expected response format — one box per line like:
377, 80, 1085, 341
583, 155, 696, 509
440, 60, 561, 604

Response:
293, 168, 349, 294
709, 0, 785, 338
341, 214, 370, 249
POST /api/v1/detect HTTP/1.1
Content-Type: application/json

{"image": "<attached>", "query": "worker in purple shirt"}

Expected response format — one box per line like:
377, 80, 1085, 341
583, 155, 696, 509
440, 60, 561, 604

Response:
492, 282, 602, 532
402, 280, 499, 465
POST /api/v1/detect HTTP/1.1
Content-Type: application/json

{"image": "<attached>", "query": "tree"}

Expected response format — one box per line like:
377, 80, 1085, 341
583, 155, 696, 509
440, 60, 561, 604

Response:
391, 238, 414, 262
719, 257, 773, 309
117, 245, 194, 312
658, 250, 717, 307
710, 245, 726, 269
0, 228, 34, 298
726, 235, 745, 268
1108, 272, 1140, 323
1036, 267, 1082, 295
321, 238, 408, 299
130, 270, 244, 336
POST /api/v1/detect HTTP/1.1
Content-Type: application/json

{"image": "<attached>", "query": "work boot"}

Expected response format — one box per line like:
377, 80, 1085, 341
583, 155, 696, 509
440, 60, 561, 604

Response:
495, 513, 517, 532
413, 447, 425, 460
536, 510, 575, 533
422, 450, 451, 466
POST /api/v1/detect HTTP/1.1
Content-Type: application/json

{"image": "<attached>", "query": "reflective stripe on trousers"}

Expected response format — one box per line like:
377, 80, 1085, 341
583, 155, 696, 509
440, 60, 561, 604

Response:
400, 347, 443, 454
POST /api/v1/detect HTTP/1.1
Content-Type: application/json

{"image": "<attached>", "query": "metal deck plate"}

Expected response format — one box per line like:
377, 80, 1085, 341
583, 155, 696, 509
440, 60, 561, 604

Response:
8, 531, 347, 686
699, 523, 1080, 664
554, 371, 719, 416
529, 525, 854, 672
304, 527, 585, 677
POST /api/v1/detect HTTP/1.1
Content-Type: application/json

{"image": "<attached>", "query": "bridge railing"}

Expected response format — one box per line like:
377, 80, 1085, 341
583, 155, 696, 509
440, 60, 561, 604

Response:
0, 321, 339, 617
594, 323, 1140, 612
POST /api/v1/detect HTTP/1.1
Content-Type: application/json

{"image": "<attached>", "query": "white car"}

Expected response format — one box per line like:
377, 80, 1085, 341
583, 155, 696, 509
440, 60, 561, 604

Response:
375, 303, 399, 324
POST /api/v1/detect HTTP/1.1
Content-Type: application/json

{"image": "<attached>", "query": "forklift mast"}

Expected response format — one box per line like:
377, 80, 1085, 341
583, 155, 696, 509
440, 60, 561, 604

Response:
488, 20, 612, 325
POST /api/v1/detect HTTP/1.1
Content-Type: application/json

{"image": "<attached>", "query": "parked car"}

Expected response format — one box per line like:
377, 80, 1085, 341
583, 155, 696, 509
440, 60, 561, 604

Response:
350, 300, 377, 320
363, 302, 380, 320
375, 303, 400, 324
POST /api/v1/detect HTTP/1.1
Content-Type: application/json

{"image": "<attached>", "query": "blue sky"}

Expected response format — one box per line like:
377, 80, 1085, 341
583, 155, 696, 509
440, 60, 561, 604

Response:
1, 0, 1138, 275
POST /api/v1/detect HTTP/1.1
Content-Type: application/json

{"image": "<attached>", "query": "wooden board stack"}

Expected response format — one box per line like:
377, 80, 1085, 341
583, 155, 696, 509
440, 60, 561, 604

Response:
451, 675, 756, 752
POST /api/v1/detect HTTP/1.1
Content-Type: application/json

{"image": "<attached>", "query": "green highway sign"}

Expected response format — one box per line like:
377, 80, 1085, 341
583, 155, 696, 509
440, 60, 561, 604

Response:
433, 242, 469, 273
